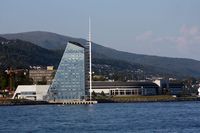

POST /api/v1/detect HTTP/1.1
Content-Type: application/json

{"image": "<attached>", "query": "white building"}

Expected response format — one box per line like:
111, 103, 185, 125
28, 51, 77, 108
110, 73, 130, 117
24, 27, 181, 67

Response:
12, 85, 49, 101
198, 87, 200, 97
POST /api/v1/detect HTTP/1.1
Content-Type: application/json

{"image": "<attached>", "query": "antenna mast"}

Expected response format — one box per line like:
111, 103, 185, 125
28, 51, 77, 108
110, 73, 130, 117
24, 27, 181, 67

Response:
89, 17, 92, 101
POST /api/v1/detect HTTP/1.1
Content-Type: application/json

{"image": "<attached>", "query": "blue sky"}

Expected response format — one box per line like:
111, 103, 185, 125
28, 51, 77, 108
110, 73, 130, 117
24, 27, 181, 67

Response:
1, 0, 200, 60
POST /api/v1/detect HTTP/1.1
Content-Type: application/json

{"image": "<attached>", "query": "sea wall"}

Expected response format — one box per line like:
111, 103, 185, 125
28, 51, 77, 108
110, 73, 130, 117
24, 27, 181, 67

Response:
96, 96, 200, 103
0, 98, 49, 106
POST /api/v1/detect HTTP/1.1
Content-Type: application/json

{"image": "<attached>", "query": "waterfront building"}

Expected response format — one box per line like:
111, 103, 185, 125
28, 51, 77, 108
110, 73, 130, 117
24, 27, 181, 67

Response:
154, 79, 184, 95
92, 81, 159, 96
12, 85, 49, 101
168, 82, 184, 95
11, 79, 183, 101
47, 41, 87, 102
12, 81, 159, 101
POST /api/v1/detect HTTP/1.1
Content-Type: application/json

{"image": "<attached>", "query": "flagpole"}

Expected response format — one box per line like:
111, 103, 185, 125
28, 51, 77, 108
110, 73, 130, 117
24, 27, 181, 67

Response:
89, 17, 92, 101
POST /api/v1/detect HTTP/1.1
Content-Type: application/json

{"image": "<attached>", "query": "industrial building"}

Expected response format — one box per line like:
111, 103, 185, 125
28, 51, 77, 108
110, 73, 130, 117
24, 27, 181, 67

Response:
29, 66, 55, 85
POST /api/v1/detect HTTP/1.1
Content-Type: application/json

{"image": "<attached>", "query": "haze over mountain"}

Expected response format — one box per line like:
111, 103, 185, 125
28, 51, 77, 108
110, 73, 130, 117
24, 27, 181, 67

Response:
1, 31, 200, 78
1, 31, 82, 50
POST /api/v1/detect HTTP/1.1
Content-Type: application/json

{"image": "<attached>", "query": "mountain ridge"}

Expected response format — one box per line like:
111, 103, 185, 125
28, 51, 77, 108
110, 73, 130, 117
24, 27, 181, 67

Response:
1, 31, 200, 78
1, 31, 199, 61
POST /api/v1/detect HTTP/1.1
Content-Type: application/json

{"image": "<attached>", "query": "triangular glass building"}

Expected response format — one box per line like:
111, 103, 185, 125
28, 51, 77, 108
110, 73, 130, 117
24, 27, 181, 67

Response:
47, 41, 88, 101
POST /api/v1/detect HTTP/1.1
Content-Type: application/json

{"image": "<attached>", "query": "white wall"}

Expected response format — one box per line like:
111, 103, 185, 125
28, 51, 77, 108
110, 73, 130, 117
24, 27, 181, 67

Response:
12, 85, 50, 101
36, 85, 50, 101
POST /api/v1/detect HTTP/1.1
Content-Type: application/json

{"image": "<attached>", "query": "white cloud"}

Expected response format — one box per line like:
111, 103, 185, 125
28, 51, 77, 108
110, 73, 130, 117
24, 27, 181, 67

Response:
176, 25, 200, 46
135, 31, 153, 41
180, 25, 200, 36
132, 25, 200, 60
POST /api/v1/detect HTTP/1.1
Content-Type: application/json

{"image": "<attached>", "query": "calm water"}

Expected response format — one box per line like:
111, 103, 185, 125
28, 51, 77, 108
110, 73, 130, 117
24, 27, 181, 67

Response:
0, 102, 200, 133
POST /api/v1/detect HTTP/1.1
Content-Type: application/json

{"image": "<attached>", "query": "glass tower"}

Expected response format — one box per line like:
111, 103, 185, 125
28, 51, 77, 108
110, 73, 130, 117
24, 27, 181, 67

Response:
47, 41, 86, 101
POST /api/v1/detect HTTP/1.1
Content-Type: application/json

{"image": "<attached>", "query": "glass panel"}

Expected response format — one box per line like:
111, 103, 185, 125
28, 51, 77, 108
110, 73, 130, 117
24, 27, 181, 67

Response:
47, 42, 85, 100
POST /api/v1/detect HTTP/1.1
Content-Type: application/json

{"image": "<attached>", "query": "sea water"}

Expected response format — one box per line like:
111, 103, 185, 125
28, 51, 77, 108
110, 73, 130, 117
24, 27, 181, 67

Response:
0, 102, 200, 133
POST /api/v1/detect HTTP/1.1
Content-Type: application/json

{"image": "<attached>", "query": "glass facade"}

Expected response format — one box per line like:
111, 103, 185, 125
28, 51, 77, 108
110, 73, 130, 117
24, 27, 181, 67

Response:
47, 42, 86, 100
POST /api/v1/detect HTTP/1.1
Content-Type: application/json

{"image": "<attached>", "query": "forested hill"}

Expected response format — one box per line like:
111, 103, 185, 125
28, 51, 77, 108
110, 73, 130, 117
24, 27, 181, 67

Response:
0, 37, 61, 69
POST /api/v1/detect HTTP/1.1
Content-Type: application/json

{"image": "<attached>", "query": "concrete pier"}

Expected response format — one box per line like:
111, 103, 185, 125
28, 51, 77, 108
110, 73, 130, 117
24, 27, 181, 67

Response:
48, 100, 97, 105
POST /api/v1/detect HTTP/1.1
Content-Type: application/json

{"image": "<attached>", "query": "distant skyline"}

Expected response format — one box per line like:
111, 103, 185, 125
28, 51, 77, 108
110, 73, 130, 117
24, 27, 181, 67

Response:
1, 0, 200, 60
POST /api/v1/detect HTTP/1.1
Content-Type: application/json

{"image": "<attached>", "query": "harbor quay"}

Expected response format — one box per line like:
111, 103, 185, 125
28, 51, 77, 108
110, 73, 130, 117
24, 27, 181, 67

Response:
48, 99, 97, 105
